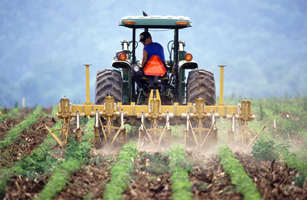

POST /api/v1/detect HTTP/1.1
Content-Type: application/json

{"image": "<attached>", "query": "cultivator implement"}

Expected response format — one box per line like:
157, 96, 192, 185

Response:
47, 65, 258, 149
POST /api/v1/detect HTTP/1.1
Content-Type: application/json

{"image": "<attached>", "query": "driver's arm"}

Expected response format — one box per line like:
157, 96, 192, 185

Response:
141, 49, 148, 67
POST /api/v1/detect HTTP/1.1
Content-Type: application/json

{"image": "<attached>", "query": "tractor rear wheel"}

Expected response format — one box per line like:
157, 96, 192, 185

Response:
95, 69, 123, 148
95, 69, 122, 104
187, 69, 216, 105
186, 69, 217, 147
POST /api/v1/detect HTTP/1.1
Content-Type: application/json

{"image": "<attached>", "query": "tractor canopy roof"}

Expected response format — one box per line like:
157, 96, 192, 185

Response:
119, 15, 192, 29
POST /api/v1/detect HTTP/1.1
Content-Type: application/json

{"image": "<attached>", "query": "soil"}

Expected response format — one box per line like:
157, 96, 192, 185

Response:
4, 174, 50, 200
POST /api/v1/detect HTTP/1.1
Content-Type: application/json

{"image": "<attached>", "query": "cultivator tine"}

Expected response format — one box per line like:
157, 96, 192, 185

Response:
138, 112, 145, 146
181, 98, 220, 148
165, 111, 172, 143
247, 126, 266, 148
94, 109, 100, 148
140, 121, 155, 146
111, 110, 127, 144
76, 111, 82, 142
227, 113, 236, 145
188, 117, 199, 146
200, 121, 215, 147
224, 100, 258, 147
136, 90, 174, 148
157, 120, 168, 147
119, 109, 127, 144
231, 112, 235, 133
45, 125, 63, 147
211, 111, 216, 131
99, 117, 107, 143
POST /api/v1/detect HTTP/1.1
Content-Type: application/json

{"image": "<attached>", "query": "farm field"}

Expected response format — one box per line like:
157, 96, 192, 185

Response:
0, 97, 307, 200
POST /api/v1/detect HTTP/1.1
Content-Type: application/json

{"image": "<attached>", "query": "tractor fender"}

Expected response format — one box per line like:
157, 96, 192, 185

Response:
178, 60, 198, 71
112, 60, 131, 69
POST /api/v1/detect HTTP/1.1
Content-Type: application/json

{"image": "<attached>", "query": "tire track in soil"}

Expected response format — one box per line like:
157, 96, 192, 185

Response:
235, 152, 307, 200
0, 117, 55, 168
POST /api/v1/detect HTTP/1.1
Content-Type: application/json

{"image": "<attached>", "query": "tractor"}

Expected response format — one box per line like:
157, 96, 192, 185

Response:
48, 14, 257, 149
97, 15, 215, 107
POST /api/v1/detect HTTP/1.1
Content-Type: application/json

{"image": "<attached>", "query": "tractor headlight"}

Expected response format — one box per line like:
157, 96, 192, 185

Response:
133, 64, 140, 72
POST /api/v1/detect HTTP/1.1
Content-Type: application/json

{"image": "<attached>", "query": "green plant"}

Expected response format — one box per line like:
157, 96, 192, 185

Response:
104, 142, 138, 200
171, 125, 185, 138
280, 148, 307, 187
35, 158, 82, 200
169, 144, 193, 200
272, 103, 280, 115
51, 105, 58, 118
0, 168, 14, 198
15, 149, 60, 179
251, 138, 289, 161
258, 103, 266, 121
141, 152, 170, 175
83, 192, 93, 200
65, 136, 91, 164
218, 146, 262, 200
293, 173, 307, 187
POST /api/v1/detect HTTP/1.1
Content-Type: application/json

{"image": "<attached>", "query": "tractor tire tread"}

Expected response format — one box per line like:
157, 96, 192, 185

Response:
95, 69, 123, 105
187, 69, 216, 105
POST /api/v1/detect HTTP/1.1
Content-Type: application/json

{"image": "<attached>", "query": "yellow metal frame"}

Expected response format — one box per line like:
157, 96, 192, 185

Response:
49, 64, 256, 148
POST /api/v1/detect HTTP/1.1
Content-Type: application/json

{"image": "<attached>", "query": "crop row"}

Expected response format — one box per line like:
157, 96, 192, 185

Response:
104, 142, 138, 200
168, 144, 193, 200
35, 118, 94, 200
218, 145, 262, 200
0, 106, 42, 148
0, 105, 60, 198
0, 108, 20, 123
0, 120, 62, 198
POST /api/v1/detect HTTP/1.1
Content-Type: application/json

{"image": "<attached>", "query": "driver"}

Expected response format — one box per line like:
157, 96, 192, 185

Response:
133, 31, 166, 92
139, 31, 165, 67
